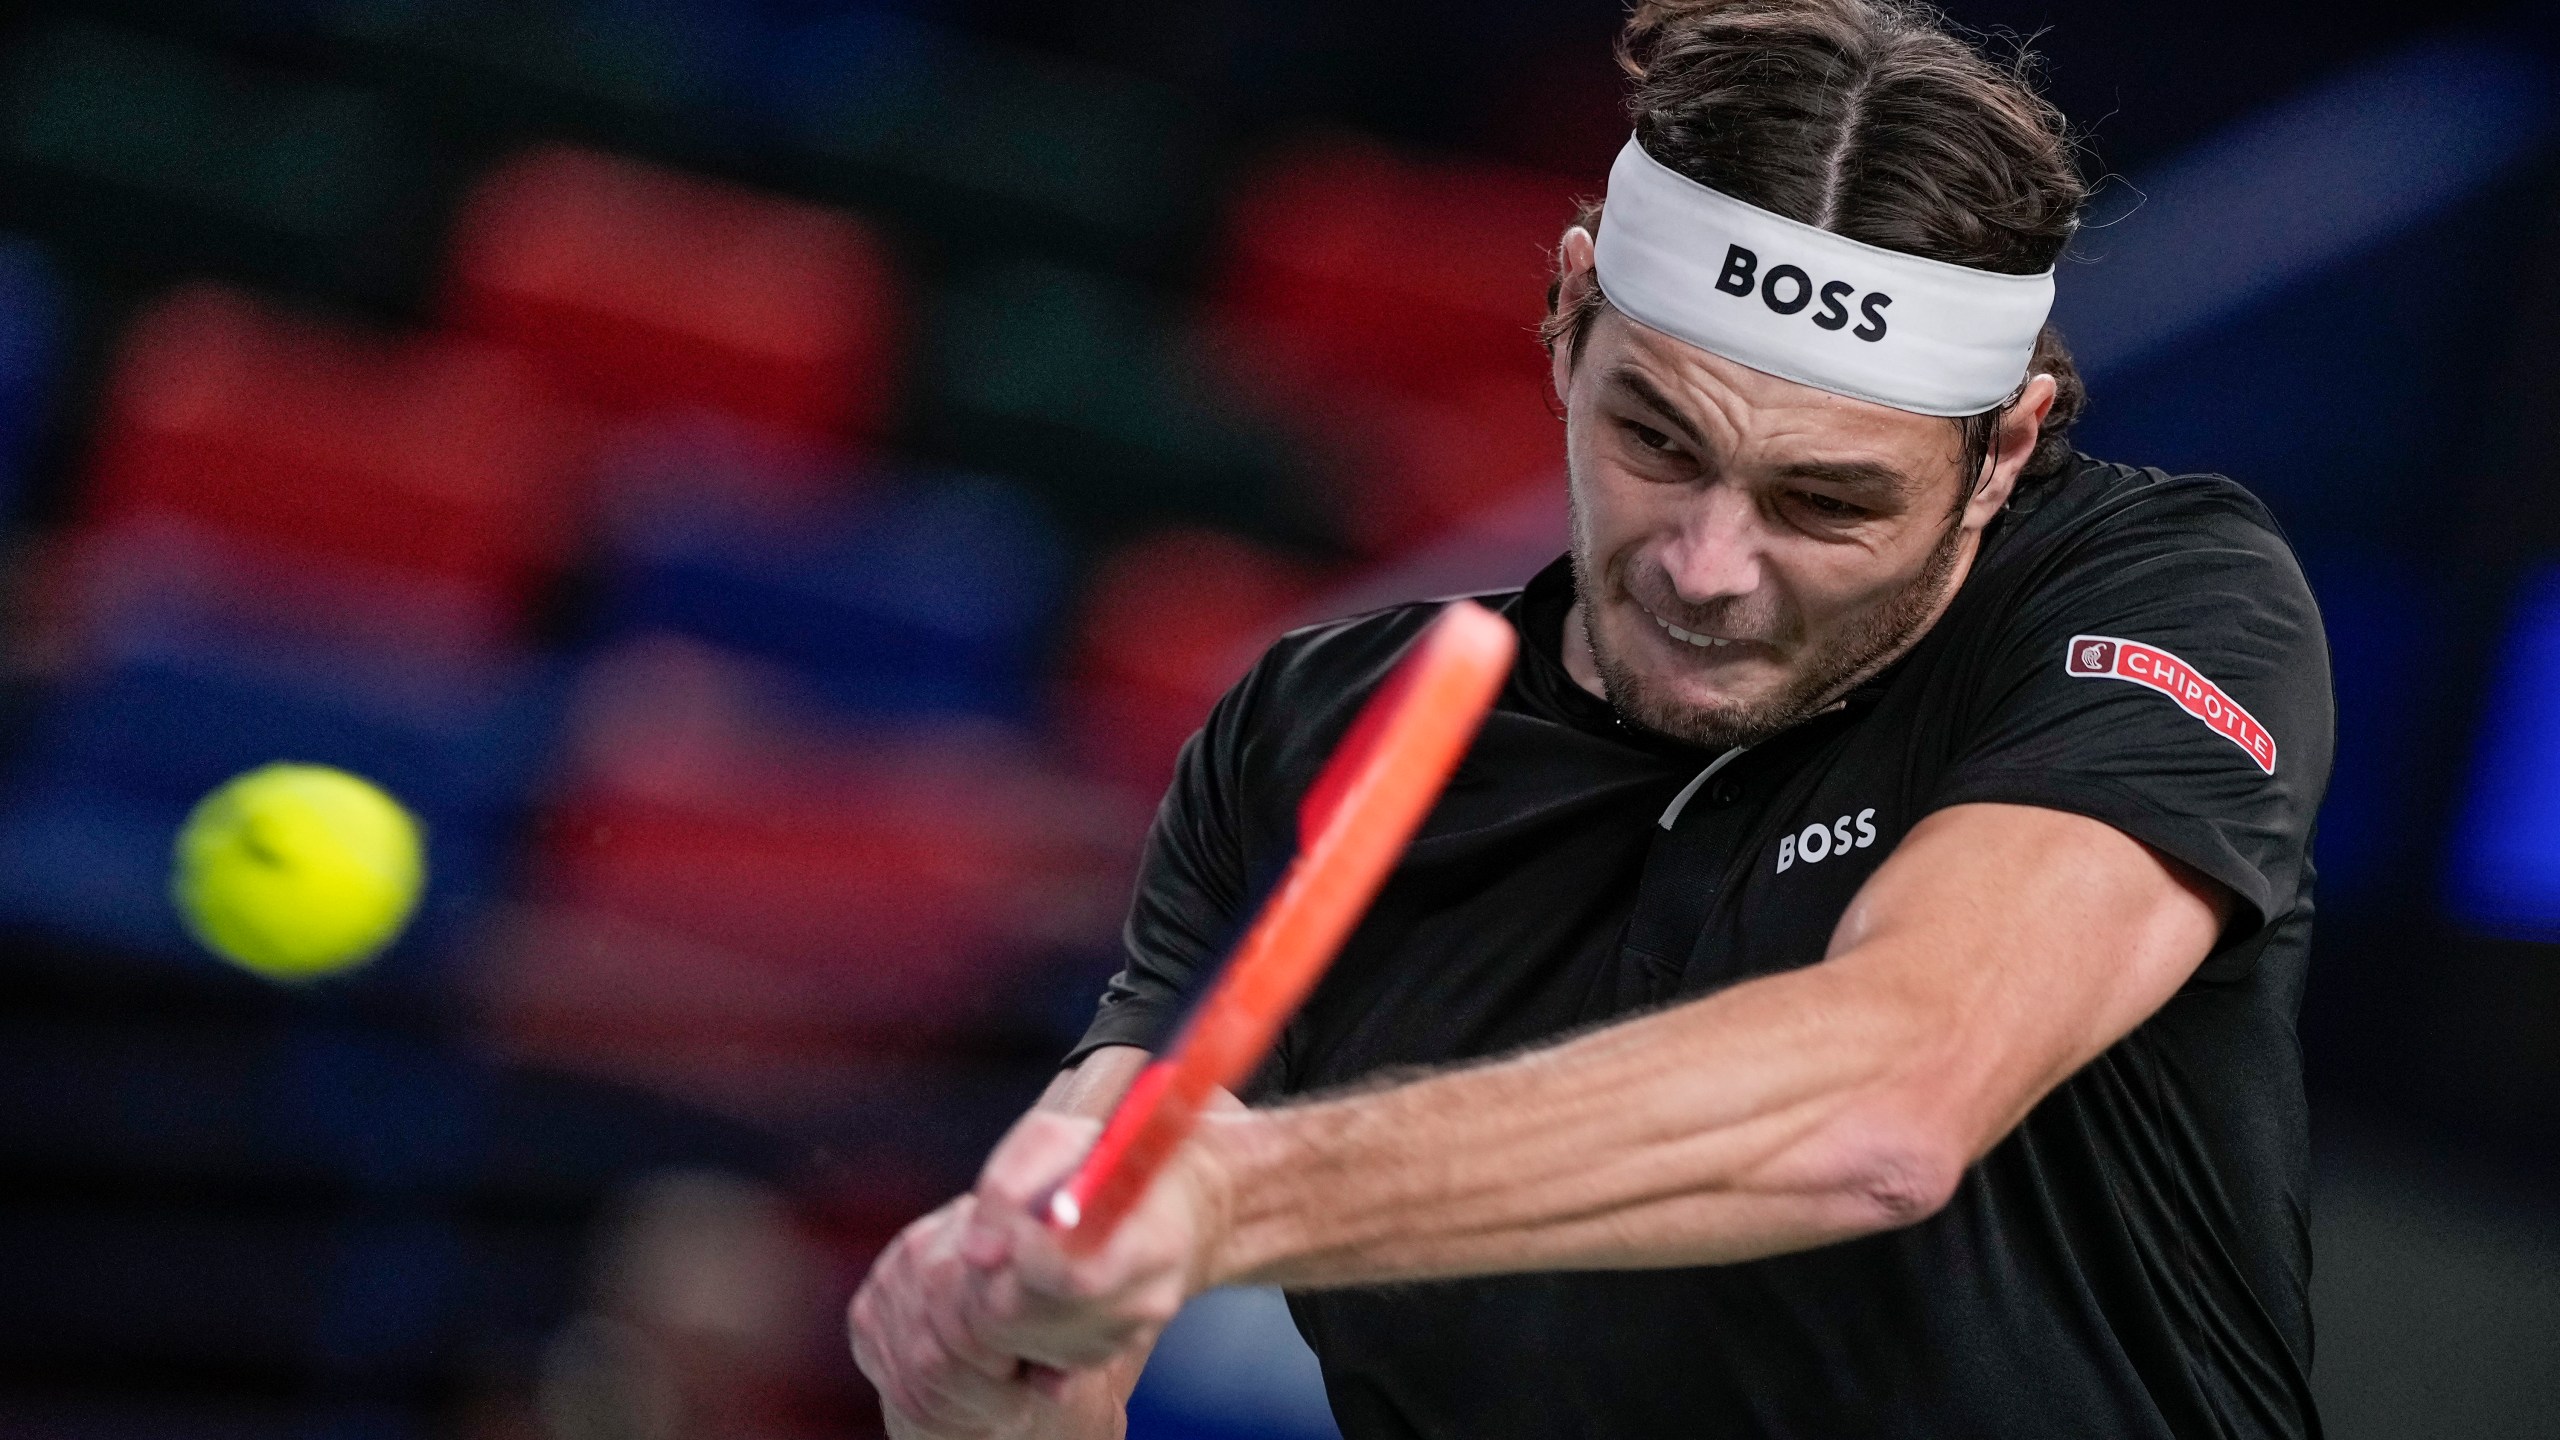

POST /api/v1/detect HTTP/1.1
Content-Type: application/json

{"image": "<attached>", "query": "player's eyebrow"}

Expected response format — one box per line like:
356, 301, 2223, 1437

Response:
1602, 367, 1711, 453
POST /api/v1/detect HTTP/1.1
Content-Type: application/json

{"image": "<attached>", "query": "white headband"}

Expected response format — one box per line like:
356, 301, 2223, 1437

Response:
1591, 136, 2056, 417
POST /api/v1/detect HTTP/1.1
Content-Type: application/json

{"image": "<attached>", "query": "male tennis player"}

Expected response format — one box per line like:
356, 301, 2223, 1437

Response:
853, 1, 2333, 1435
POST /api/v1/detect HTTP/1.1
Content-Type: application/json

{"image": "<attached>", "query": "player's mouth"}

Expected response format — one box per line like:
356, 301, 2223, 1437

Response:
1644, 606, 1750, 652
1653, 613, 1731, 648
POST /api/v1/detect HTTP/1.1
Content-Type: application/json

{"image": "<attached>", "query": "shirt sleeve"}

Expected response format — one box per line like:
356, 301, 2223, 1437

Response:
1927, 485, 2335, 956
1060, 659, 1262, 1068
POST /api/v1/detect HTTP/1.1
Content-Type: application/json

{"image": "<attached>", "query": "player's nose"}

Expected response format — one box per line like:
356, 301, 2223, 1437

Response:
1657, 484, 1767, 608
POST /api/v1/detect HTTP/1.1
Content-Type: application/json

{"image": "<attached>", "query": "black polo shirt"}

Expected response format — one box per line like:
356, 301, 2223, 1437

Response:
1071, 456, 2334, 1439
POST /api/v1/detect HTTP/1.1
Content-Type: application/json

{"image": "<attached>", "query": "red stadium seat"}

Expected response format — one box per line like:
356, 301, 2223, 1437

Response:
1061, 528, 1323, 793
1212, 137, 1576, 552
449, 146, 899, 441
85, 284, 589, 606
1216, 136, 1571, 407
492, 638, 1143, 1075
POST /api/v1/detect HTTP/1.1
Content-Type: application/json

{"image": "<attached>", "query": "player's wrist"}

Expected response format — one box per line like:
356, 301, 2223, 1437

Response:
1187, 1108, 1308, 1289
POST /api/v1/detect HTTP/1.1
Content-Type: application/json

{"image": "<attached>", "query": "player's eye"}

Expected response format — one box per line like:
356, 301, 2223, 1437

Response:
1789, 490, 1867, 521
1621, 420, 1681, 455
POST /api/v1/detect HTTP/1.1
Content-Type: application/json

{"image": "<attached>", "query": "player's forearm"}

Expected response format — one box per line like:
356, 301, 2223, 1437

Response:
1197, 954, 1973, 1289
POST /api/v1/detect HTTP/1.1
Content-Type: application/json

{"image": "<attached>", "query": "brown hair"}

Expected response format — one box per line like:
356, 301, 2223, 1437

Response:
1543, 0, 2088, 488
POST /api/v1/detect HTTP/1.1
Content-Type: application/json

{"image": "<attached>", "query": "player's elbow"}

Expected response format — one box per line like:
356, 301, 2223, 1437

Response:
1821, 1119, 1965, 1233
1849, 1144, 1962, 1231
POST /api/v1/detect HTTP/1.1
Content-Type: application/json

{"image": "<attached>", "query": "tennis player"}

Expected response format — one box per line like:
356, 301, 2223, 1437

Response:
852, 1, 2334, 1435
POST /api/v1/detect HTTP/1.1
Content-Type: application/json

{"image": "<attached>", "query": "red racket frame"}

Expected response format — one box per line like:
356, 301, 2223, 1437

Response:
1046, 600, 1516, 1248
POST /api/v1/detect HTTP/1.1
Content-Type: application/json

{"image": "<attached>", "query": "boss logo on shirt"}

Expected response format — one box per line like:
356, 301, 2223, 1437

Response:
1777, 808, 1879, 872
2065, 634, 2278, 775
1715, 245, 1894, 342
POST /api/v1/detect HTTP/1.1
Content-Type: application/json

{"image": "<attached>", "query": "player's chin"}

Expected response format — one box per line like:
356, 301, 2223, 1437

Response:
1619, 663, 1792, 743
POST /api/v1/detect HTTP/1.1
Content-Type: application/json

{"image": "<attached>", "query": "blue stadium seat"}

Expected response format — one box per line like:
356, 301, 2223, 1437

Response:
602, 474, 1065, 720
11, 618, 558, 828
0, 618, 552, 969
0, 780, 498, 975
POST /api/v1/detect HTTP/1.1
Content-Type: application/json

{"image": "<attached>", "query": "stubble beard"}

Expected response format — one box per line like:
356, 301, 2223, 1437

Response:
1569, 501, 1969, 751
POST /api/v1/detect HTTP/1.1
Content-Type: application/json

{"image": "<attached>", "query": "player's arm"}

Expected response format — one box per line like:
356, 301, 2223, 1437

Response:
955, 800, 2229, 1370
1204, 801, 2228, 1285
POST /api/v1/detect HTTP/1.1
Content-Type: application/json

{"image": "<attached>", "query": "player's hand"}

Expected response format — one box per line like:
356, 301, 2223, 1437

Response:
853, 1192, 1101, 1438
955, 1108, 1238, 1372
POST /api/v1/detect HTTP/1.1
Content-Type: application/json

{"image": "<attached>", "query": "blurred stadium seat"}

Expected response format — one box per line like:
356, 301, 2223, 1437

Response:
30, 515, 525, 666
86, 284, 592, 613
450, 145, 899, 440
480, 635, 1141, 1113
0, 614, 551, 970
1129, 1288, 1337, 1440
1063, 527, 1321, 792
600, 473, 1063, 720
1215, 137, 1568, 407
1211, 138, 1575, 551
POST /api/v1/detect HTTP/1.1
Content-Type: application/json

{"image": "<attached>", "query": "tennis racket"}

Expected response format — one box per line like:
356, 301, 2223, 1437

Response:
1045, 599, 1516, 1249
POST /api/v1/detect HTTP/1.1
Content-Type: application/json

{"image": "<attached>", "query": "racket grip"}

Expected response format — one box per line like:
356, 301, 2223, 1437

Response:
1041, 1059, 1182, 1245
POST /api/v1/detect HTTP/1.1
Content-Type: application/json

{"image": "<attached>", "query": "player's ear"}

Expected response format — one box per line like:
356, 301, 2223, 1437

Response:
1964, 372, 2056, 528
1548, 226, 1600, 401
1554, 226, 1598, 308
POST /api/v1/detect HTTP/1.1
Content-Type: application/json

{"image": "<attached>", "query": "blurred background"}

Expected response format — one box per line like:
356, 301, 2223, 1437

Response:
0, 1, 2554, 1437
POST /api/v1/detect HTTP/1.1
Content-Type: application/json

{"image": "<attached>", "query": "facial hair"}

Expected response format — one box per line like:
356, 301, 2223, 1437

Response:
1570, 508, 1970, 751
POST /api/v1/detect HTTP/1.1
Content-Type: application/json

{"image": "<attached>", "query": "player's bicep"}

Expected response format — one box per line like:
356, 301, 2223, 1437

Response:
1826, 802, 2231, 1158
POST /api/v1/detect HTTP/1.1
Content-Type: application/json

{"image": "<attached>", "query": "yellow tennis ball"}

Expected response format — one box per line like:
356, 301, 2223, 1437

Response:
172, 763, 426, 981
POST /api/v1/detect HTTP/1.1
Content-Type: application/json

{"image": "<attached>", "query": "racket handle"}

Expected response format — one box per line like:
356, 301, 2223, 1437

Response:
1042, 1059, 1183, 1246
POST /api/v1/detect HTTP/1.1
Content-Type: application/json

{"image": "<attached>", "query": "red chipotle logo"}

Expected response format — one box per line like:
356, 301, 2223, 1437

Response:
2064, 635, 2277, 775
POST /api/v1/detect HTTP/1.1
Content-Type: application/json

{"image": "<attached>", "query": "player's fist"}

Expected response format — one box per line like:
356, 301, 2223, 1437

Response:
957, 1109, 1235, 1373
851, 1195, 1054, 1438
